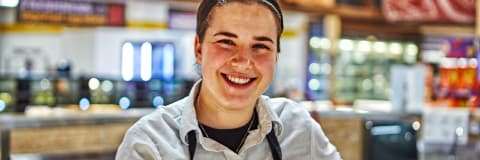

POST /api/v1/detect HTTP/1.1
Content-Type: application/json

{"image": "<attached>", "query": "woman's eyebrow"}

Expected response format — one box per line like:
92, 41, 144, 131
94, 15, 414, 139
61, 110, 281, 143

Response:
213, 31, 238, 38
213, 32, 273, 44
255, 36, 273, 44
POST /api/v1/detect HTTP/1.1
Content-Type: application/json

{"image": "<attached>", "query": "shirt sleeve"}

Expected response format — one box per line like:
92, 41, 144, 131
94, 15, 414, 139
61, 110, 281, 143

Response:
310, 119, 342, 160
115, 126, 162, 160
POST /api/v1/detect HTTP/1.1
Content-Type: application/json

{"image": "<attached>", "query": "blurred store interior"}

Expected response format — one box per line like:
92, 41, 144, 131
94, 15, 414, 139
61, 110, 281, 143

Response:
0, 0, 479, 159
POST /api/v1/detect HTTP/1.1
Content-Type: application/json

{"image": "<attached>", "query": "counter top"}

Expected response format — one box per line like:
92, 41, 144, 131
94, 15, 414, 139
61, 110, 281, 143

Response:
0, 108, 153, 129
0, 107, 426, 129
0, 107, 424, 129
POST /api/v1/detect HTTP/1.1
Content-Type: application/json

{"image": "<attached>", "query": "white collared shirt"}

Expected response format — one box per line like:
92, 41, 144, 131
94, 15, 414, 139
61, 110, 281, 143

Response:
116, 81, 341, 160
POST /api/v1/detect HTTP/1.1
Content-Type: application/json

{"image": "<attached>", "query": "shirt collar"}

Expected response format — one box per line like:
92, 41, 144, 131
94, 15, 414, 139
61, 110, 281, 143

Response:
180, 80, 202, 145
180, 80, 285, 145
257, 95, 284, 137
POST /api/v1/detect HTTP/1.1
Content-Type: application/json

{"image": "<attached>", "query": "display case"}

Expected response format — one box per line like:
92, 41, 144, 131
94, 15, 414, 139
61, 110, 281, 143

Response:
306, 19, 419, 104
332, 39, 418, 104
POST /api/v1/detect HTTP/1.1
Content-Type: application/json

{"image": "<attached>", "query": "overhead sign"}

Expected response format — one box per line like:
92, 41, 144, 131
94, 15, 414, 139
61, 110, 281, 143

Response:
382, 0, 475, 23
17, 0, 125, 26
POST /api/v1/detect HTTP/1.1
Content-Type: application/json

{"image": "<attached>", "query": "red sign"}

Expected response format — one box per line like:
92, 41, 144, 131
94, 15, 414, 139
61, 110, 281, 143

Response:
107, 4, 125, 26
17, 0, 125, 26
382, 0, 475, 23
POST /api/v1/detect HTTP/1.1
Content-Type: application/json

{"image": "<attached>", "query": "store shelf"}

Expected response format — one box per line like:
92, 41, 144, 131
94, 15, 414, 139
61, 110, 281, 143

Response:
419, 25, 475, 37
283, 4, 382, 21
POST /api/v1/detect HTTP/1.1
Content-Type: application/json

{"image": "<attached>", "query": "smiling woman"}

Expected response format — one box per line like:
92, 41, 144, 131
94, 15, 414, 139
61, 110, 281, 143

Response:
195, 1, 279, 122
116, 0, 341, 160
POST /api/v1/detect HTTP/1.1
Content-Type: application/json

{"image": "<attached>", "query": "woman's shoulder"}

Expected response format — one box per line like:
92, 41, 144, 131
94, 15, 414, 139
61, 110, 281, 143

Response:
261, 96, 312, 124
117, 98, 191, 159
128, 97, 188, 135
263, 96, 309, 115
261, 96, 319, 140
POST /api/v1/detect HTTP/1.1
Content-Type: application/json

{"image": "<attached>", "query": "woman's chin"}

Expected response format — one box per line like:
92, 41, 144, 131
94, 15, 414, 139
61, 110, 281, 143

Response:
220, 98, 257, 110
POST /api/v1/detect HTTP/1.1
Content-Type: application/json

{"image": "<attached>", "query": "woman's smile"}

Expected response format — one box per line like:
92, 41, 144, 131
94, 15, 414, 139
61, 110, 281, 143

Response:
221, 73, 257, 87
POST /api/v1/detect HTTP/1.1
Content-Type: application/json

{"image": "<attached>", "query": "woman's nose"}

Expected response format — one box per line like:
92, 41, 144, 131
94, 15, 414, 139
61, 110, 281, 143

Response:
231, 51, 252, 70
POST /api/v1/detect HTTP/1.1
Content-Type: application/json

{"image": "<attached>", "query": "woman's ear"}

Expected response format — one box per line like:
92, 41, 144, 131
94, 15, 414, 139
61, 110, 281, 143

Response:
194, 36, 202, 64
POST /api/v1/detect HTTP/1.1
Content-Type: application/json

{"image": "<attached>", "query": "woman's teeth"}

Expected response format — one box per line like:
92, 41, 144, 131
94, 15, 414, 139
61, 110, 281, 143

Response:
226, 75, 250, 84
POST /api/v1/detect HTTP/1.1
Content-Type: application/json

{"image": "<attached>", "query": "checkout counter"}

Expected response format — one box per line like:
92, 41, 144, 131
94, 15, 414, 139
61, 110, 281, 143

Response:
0, 108, 149, 160
0, 103, 478, 160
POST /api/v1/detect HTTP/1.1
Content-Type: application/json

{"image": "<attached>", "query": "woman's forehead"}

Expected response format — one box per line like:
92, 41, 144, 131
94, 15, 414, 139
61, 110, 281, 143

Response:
207, 3, 278, 37
209, 2, 277, 26
213, 2, 270, 14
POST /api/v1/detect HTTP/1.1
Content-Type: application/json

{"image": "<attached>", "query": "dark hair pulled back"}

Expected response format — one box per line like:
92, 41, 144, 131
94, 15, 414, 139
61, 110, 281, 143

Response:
196, 0, 284, 52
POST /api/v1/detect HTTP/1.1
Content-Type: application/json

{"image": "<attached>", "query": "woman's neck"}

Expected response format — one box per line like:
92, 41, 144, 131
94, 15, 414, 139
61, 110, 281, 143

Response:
195, 87, 256, 129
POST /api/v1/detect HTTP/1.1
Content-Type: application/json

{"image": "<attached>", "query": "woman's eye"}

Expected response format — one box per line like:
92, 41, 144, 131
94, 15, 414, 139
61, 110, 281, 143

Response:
217, 39, 235, 45
253, 44, 271, 50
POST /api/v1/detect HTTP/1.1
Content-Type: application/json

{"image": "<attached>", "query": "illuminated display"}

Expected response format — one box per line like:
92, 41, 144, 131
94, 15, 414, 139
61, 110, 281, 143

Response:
17, 0, 125, 26
122, 42, 176, 81
122, 43, 134, 81
141, 42, 153, 81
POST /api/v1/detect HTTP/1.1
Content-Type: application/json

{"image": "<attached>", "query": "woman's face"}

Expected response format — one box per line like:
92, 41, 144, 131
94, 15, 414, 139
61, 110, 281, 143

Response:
195, 2, 278, 109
